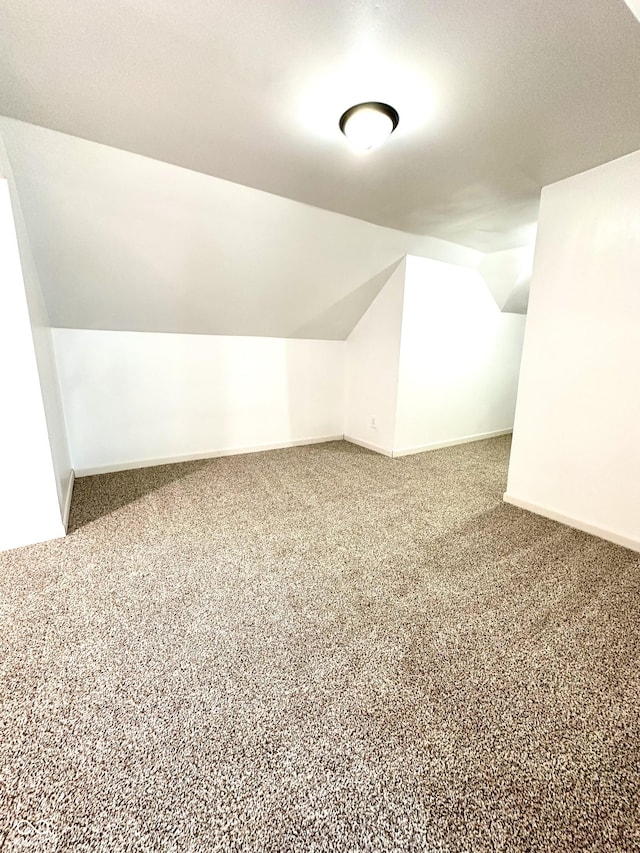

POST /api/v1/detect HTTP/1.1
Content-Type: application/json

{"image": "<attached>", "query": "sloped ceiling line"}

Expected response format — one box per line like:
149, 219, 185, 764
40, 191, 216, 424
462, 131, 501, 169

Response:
0, 117, 483, 340
1, 0, 639, 249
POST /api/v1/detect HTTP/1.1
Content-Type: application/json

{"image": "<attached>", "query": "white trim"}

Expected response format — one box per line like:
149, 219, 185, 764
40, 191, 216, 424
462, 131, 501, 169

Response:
503, 493, 640, 554
344, 435, 394, 457
74, 435, 344, 477
392, 429, 512, 458
62, 470, 75, 530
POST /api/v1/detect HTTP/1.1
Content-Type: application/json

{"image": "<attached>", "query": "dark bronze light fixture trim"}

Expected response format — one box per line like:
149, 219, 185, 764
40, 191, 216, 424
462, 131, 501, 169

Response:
339, 102, 400, 136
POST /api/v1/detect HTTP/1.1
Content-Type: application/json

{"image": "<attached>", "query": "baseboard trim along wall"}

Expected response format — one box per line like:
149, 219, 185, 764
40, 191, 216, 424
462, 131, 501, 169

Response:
392, 429, 512, 458
62, 471, 75, 530
76, 431, 515, 477
503, 493, 640, 554
343, 435, 394, 457
74, 435, 344, 477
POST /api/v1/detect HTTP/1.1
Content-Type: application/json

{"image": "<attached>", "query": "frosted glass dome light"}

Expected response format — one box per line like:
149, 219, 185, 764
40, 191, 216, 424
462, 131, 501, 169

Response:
339, 102, 400, 151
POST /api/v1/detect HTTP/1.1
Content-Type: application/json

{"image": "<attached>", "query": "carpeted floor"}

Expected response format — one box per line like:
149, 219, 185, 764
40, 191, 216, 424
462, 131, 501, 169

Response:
0, 436, 638, 852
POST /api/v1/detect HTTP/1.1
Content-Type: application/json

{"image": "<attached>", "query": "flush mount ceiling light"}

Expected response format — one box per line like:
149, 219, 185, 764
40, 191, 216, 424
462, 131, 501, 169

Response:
339, 102, 400, 151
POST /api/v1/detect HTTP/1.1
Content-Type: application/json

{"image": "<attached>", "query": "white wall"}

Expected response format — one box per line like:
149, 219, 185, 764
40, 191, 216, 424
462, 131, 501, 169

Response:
344, 261, 406, 455
505, 150, 640, 552
0, 135, 73, 519
393, 256, 526, 456
0, 116, 480, 342
0, 180, 66, 550
53, 329, 344, 475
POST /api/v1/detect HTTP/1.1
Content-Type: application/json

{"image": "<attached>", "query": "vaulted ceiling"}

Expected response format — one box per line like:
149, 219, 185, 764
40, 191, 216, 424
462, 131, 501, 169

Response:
1, 0, 639, 252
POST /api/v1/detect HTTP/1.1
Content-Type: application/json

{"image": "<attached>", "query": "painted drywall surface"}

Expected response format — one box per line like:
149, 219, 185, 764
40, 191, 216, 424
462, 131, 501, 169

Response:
394, 256, 526, 454
344, 261, 406, 454
0, 117, 481, 341
506, 150, 640, 549
0, 135, 72, 518
479, 244, 535, 313
0, 180, 65, 550
52, 329, 344, 473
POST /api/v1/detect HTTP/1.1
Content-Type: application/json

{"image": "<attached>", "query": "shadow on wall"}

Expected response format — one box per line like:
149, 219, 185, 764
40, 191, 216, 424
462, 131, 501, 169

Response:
68, 458, 210, 532
292, 261, 403, 340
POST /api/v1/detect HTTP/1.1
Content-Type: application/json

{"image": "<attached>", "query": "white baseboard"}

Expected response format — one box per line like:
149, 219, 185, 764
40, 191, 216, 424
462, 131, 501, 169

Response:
392, 429, 512, 458
62, 470, 75, 530
74, 435, 344, 477
503, 493, 640, 554
343, 435, 394, 457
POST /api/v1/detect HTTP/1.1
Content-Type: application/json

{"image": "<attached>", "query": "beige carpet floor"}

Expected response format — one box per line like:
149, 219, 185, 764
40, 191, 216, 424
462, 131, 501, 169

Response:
0, 436, 638, 852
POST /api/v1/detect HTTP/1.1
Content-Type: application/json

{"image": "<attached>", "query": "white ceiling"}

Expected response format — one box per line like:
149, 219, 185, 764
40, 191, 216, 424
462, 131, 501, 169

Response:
1, 0, 639, 251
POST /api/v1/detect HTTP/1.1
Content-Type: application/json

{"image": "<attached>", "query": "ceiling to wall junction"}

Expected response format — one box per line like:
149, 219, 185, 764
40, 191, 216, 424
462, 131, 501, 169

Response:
1, 0, 639, 251
0, 117, 482, 339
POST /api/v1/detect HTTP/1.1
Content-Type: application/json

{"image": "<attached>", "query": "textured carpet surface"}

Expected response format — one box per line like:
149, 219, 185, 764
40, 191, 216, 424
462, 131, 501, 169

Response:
0, 437, 639, 852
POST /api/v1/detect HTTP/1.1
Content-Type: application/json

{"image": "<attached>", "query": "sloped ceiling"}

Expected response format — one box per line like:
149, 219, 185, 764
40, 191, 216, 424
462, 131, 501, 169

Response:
479, 246, 535, 315
0, 118, 480, 339
1, 0, 639, 251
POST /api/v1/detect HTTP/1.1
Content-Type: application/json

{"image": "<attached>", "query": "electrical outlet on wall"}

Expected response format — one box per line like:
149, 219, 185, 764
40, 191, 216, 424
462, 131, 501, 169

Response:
370, 416, 377, 430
